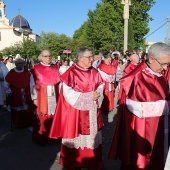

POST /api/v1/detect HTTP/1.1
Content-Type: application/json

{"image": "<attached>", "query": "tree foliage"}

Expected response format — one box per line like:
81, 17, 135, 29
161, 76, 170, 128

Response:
38, 32, 72, 58
73, 0, 155, 53
1, 38, 40, 59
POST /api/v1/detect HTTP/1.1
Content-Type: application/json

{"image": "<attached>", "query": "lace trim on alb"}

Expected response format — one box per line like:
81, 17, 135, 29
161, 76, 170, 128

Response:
62, 103, 102, 149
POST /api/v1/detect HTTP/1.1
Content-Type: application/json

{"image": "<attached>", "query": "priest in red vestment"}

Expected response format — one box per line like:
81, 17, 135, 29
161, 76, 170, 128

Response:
112, 53, 119, 69
118, 54, 140, 100
108, 42, 170, 170
31, 50, 60, 145
5, 58, 34, 128
98, 54, 116, 112
123, 53, 139, 76
49, 48, 104, 170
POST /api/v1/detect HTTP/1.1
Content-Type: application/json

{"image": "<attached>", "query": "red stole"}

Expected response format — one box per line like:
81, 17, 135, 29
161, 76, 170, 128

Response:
98, 62, 115, 91
49, 64, 104, 139
32, 63, 60, 85
62, 64, 102, 92
112, 59, 118, 69
31, 63, 60, 115
123, 62, 138, 76
5, 69, 31, 107
98, 62, 116, 75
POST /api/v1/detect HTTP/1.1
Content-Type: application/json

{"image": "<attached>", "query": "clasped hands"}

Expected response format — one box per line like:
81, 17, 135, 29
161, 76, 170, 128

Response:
93, 91, 100, 101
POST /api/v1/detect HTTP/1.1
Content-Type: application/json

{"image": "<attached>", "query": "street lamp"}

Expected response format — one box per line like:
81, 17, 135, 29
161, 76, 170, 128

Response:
122, 0, 131, 53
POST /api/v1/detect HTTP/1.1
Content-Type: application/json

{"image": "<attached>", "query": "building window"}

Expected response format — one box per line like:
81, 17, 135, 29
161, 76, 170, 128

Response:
0, 10, 2, 18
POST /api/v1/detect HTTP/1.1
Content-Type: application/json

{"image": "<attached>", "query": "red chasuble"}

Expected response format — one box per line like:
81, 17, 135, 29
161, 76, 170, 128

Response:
31, 63, 60, 144
123, 62, 138, 77
112, 59, 119, 69
118, 62, 138, 100
50, 64, 104, 139
49, 64, 104, 170
98, 62, 116, 112
108, 62, 169, 170
5, 68, 34, 127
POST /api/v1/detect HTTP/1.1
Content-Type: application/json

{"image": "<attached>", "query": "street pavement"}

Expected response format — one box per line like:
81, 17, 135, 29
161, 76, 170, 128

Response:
0, 91, 120, 170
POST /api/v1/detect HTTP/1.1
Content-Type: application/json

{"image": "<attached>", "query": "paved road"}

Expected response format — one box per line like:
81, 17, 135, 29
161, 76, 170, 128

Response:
0, 92, 120, 170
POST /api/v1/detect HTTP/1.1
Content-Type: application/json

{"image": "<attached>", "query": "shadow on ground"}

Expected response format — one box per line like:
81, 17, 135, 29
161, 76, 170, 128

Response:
0, 89, 120, 170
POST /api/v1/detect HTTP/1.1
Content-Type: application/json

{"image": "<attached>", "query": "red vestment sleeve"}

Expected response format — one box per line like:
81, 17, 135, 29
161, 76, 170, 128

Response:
49, 88, 79, 138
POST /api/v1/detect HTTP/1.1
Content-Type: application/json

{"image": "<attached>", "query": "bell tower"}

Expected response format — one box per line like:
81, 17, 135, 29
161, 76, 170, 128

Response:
0, 0, 10, 25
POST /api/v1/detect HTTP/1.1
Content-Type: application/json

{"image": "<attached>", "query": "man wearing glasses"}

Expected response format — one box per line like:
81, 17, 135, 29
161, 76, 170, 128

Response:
31, 50, 60, 145
50, 47, 104, 170
109, 42, 170, 170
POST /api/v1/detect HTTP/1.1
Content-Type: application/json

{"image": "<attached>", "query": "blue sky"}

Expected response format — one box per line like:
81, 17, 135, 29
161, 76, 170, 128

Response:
146, 0, 170, 43
3, 0, 170, 43
4, 0, 100, 37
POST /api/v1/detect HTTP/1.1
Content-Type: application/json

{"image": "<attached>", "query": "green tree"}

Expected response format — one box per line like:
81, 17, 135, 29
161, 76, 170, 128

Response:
1, 38, 40, 60
39, 32, 72, 58
73, 0, 155, 53
20, 38, 40, 59
129, 0, 155, 48
74, 2, 124, 54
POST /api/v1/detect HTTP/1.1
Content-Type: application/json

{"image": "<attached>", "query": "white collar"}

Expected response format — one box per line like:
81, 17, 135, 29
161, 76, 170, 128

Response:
142, 67, 162, 77
74, 63, 88, 71
14, 67, 24, 73
41, 62, 52, 67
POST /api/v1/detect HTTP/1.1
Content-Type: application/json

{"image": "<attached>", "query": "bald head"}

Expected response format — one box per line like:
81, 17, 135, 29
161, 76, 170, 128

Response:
130, 54, 139, 65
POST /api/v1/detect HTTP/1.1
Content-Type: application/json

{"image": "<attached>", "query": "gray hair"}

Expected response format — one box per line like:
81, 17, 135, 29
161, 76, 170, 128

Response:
148, 42, 170, 59
38, 50, 51, 61
76, 47, 92, 60
130, 54, 139, 60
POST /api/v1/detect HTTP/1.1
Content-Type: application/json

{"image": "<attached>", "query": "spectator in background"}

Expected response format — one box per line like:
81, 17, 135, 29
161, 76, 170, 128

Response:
6, 56, 15, 71
69, 59, 74, 66
93, 53, 103, 69
115, 59, 125, 91
133, 47, 138, 54
59, 59, 69, 75
126, 53, 131, 65
111, 48, 120, 56
0, 61, 8, 108
122, 54, 127, 65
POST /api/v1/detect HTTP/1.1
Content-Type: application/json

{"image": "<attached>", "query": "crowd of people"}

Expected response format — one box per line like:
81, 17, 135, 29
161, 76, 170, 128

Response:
0, 42, 170, 170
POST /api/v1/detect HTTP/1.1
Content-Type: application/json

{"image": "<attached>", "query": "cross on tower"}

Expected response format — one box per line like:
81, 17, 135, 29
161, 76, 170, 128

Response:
18, 8, 21, 15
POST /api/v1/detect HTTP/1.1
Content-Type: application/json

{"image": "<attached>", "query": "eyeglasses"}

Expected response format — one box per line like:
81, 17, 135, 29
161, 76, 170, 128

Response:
154, 58, 170, 68
84, 56, 93, 59
42, 55, 51, 57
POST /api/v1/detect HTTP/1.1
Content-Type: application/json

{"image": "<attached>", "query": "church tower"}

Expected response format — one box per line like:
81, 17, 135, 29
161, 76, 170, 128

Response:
0, 0, 38, 51
0, 0, 10, 26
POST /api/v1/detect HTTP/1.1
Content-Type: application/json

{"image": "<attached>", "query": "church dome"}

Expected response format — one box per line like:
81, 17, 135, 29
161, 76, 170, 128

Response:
10, 14, 32, 35
10, 14, 30, 29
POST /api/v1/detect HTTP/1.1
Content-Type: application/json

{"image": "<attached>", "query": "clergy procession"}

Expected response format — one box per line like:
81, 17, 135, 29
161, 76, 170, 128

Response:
0, 42, 170, 170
